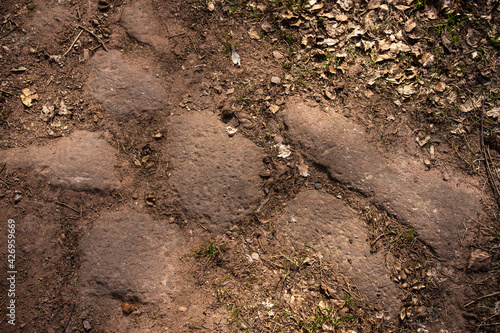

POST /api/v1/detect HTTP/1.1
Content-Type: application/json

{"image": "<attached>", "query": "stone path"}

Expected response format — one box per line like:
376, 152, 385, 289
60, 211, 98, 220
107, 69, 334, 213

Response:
79, 208, 183, 303
283, 99, 482, 260
279, 190, 400, 317
86, 50, 168, 120
1, 131, 118, 191
167, 111, 264, 233
2, 0, 486, 331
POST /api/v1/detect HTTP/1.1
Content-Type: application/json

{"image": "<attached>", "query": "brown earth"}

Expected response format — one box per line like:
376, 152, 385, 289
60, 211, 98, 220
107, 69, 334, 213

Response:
1, 0, 500, 332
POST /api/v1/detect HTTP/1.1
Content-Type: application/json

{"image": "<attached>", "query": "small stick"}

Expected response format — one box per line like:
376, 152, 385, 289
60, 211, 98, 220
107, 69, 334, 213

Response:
479, 92, 500, 203
56, 201, 79, 213
78, 25, 109, 52
63, 304, 76, 333
62, 29, 83, 57
464, 291, 500, 307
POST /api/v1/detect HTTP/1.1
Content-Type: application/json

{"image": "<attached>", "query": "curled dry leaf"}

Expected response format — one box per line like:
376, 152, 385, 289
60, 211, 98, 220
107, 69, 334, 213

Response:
434, 82, 446, 93
230, 45, 240, 66
486, 107, 500, 119
20, 88, 39, 107
296, 156, 310, 177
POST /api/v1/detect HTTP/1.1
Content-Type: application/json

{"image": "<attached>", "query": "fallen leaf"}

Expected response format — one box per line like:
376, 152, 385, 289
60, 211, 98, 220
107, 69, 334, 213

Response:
397, 84, 416, 97
122, 302, 135, 314
467, 249, 491, 272
230, 45, 240, 66
486, 107, 500, 119
296, 156, 310, 177
435, 82, 446, 93
249, 27, 261, 40
405, 18, 417, 32
269, 105, 280, 114
207, 0, 215, 11
20, 88, 38, 107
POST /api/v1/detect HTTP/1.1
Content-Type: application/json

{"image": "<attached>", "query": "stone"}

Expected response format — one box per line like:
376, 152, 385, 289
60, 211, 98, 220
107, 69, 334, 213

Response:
283, 100, 482, 260
0, 131, 118, 191
86, 50, 168, 119
280, 190, 400, 317
79, 209, 183, 303
121, 2, 183, 55
271, 76, 281, 85
168, 111, 263, 232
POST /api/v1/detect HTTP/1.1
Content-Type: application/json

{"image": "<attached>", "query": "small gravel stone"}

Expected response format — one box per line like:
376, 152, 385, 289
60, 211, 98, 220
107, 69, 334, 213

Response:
83, 320, 92, 331
271, 76, 281, 85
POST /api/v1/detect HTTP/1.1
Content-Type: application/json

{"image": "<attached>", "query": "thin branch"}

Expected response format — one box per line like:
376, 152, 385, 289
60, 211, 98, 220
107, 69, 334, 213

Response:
464, 290, 500, 307
62, 29, 83, 57
77, 25, 109, 52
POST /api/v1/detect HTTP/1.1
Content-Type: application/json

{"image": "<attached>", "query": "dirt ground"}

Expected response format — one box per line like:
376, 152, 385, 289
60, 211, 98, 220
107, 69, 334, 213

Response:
1, 0, 500, 332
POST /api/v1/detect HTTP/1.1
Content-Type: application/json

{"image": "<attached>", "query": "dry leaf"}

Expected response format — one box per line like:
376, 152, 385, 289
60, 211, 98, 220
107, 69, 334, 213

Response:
297, 156, 310, 177
20, 88, 39, 107
486, 107, 500, 119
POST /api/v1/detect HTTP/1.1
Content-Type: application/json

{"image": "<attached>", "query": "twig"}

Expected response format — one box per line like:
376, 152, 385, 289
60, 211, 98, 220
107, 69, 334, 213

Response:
56, 201, 79, 213
479, 92, 500, 204
77, 25, 109, 52
62, 29, 83, 57
464, 290, 500, 307
63, 304, 76, 333
168, 32, 185, 39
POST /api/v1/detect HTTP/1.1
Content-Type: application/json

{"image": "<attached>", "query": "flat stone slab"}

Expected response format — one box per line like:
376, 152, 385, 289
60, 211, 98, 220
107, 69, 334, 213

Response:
121, 1, 183, 55
86, 50, 168, 119
168, 111, 264, 232
283, 100, 482, 260
0, 131, 117, 191
79, 208, 183, 303
280, 190, 400, 316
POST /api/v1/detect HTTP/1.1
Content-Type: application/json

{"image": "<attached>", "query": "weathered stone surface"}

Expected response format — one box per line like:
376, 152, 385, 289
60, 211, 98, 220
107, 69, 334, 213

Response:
1, 131, 117, 191
168, 111, 264, 232
86, 50, 168, 119
121, 1, 183, 55
79, 208, 182, 303
280, 190, 400, 316
24, 1, 77, 48
283, 100, 482, 260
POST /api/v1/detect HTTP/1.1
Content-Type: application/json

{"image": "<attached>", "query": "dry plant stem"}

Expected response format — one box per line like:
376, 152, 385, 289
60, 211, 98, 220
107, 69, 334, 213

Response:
479, 93, 500, 204
62, 29, 83, 57
56, 201, 80, 213
77, 24, 109, 52
464, 290, 500, 307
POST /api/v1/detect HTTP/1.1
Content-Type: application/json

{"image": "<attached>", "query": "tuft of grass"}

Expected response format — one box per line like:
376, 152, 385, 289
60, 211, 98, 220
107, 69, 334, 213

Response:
195, 239, 226, 262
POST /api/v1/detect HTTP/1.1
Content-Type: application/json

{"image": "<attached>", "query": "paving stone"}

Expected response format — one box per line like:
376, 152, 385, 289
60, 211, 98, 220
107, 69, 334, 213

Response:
24, 1, 77, 48
121, 1, 183, 55
86, 50, 168, 119
79, 208, 183, 303
168, 111, 264, 232
280, 190, 400, 317
0, 131, 117, 191
283, 100, 482, 260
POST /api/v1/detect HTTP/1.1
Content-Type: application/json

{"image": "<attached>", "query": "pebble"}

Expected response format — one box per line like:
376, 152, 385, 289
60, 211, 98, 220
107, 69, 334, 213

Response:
251, 252, 260, 261
14, 193, 22, 203
314, 183, 322, 189
83, 320, 92, 331
271, 76, 281, 85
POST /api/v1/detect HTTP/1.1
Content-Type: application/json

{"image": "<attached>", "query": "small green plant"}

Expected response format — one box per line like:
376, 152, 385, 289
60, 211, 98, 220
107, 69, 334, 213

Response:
412, 0, 425, 12
195, 239, 226, 262
284, 303, 357, 332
